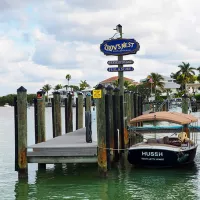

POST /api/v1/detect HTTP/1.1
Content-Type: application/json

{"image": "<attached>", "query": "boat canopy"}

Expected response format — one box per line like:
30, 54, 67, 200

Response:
130, 111, 198, 125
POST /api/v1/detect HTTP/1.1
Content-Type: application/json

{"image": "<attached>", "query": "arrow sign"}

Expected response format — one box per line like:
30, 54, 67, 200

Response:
107, 60, 134, 65
107, 67, 134, 72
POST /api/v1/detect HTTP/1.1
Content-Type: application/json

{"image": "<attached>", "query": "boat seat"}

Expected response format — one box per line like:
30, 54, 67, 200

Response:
147, 138, 158, 144
157, 138, 164, 144
163, 136, 169, 144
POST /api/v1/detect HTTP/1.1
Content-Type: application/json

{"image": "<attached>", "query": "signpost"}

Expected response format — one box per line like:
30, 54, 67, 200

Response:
107, 67, 134, 72
100, 24, 140, 96
107, 60, 134, 65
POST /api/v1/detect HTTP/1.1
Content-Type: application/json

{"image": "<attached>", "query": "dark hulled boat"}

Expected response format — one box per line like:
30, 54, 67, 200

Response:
128, 112, 198, 167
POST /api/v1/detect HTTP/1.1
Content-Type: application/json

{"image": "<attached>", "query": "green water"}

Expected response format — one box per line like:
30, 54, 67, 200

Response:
1, 107, 200, 200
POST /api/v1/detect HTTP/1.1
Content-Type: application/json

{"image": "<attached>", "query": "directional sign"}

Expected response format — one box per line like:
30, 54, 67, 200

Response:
107, 60, 134, 65
107, 67, 134, 72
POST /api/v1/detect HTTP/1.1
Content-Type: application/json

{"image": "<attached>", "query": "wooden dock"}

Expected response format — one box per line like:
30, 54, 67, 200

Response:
27, 128, 98, 164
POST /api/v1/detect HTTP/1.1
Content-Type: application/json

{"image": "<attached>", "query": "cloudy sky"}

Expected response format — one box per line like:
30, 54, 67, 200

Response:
1, 0, 200, 95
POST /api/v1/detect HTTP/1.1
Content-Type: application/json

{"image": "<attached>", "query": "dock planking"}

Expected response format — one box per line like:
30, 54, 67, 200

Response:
27, 128, 97, 164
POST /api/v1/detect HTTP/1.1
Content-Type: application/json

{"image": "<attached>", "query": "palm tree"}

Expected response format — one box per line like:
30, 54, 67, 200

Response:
79, 80, 90, 91
42, 84, 52, 101
148, 72, 165, 94
66, 74, 71, 87
54, 84, 63, 91
124, 80, 132, 89
176, 62, 196, 90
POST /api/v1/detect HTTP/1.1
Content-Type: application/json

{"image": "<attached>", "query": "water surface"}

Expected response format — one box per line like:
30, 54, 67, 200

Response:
1, 107, 200, 200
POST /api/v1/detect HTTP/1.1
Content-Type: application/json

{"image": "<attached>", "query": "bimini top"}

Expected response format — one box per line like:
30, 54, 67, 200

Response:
130, 111, 198, 125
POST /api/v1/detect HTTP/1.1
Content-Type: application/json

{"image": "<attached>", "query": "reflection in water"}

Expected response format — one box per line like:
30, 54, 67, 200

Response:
13, 161, 200, 200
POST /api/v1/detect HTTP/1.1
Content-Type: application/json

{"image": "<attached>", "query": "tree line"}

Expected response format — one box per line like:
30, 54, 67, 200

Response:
1, 62, 200, 106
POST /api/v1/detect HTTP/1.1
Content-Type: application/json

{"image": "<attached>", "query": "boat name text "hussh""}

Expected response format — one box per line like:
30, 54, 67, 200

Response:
142, 152, 163, 157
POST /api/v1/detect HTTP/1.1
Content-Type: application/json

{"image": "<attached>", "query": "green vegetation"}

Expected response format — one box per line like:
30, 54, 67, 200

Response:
2, 61, 200, 104
0, 94, 36, 106
42, 84, 52, 100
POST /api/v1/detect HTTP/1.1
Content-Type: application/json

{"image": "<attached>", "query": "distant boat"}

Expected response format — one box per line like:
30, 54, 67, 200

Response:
4, 103, 11, 107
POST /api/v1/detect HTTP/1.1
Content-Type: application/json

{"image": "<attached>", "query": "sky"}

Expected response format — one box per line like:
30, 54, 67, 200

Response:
1, 0, 200, 95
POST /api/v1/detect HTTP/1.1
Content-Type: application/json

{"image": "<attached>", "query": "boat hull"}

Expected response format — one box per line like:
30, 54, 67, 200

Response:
128, 145, 197, 167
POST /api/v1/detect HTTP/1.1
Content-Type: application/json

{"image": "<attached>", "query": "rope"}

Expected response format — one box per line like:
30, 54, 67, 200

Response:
97, 146, 129, 151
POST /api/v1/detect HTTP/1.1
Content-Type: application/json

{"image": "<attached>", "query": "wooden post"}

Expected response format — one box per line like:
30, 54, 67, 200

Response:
52, 98, 55, 137
182, 94, 189, 137
16, 86, 28, 178
105, 85, 113, 164
120, 95, 125, 153
76, 98, 78, 130
182, 94, 189, 114
65, 98, 68, 133
113, 88, 120, 161
133, 93, 137, 118
78, 92, 83, 129
124, 91, 129, 148
14, 96, 18, 172
85, 91, 92, 143
105, 93, 111, 170
131, 92, 135, 119
65, 93, 73, 133
117, 24, 124, 97
137, 94, 140, 116
85, 111, 92, 143
85, 93, 91, 112
52, 92, 62, 137
35, 90, 46, 169
96, 84, 107, 176
127, 92, 132, 122
36, 91, 46, 143
140, 96, 143, 127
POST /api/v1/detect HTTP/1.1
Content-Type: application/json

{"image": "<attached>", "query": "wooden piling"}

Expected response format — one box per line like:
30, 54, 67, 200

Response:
182, 94, 189, 137
113, 88, 120, 161
182, 94, 189, 114
36, 91, 46, 143
105, 93, 111, 170
127, 92, 132, 123
76, 98, 78, 130
52, 92, 62, 137
105, 85, 114, 164
120, 95, 125, 153
78, 92, 83, 129
96, 84, 107, 176
14, 96, 18, 172
85, 94, 91, 112
65, 93, 73, 133
85, 111, 92, 143
131, 92, 135, 119
133, 93, 137, 118
124, 91, 129, 148
16, 86, 28, 178
35, 91, 46, 169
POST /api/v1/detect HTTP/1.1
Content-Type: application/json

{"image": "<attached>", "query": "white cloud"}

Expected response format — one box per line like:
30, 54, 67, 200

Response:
1, 0, 200, 95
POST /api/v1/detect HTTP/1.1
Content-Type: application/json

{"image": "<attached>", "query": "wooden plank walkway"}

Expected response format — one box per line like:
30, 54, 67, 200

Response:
27, 128, 98, 164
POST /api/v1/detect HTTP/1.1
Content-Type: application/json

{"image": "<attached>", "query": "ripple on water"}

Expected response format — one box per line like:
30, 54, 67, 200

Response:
1, 107, 200, 199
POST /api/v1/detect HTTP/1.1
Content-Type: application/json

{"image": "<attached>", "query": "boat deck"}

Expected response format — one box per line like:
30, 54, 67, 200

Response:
27, 128, 98, 164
